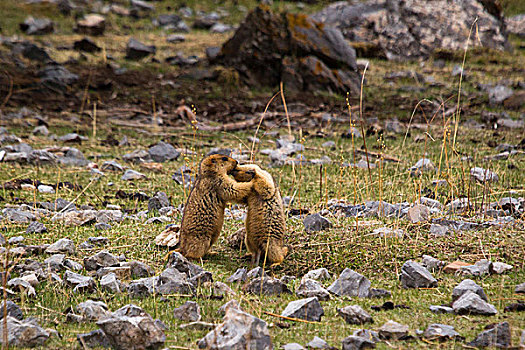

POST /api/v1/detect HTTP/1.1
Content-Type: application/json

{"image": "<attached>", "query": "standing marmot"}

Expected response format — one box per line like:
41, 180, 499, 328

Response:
179, 154, 255, 259
232, 164, 288, 266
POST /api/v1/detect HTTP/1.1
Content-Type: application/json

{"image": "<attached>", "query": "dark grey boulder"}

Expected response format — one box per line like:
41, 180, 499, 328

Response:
303, 213, 332, 232
166, 252, 204, 277
452, 279, 488, 302
0, 316, 49, 347
38, 64, 79, 91
0, 301, 23, 320
378, 320, 409, 340
75, 14, 105, 36
26, 221, 47, 234
198, 307, 272, 350
281, 297, 324, 322
452, 291, 497, 315
76, 300, 110, 322
467, 322, 511, 348
20, 16, 54, 35
84, 250, 119, 271
74, 37, 101, 53
126, 38, 156, 60
337, 305, 373, 324
243, 277, 291, 295
173, 301, 201, 322
399, 260, 437, 288
97, 304, 166, 350
341, 335, 375, 350
296, 278, 330, 301
77, 329, 111, 349
227, 268, 247, 283
327, 268, 371, 298
45, 238, 75, 255
148, 141, 180, 162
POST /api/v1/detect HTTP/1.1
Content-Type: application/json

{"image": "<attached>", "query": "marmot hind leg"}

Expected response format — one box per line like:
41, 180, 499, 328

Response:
179, 236, 212, 260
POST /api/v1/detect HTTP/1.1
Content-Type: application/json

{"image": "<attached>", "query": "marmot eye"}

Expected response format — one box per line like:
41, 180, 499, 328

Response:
221, 157, 228, 161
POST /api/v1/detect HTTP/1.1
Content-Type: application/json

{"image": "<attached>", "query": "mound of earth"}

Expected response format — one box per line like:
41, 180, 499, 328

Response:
212, 6, 361, 96
312, 0, 509, 60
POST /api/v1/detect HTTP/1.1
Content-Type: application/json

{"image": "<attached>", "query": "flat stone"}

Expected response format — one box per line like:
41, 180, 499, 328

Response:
227, 268, 247, 283
337, 305, 373, 324
400, 260, 437, 288
77, 329, 111, 349
406, 204, 430, 223
492, 261, 513, 274
121, 169, 147, 181
148, 141, 180, 163
126, 38, 156, 60
423, 324, 462, 341
45, 238, 75, 255
515, 282, 525, 294
100, 273, 122, 293
198, 307, 272, 349
303, 268, 331, 281
101, 160, 124, 172
327, 268, 371, 298
378, 320, 409, 340
281, 297, 324, 322
459, 259, 493, 277
452, 291, 497, 315
63, 271, 95, 293
470, 167, 499, 183
452, 279, 488, 302
306, 336, 330, 349
84, 250, 119, 271
429, 305, 454, 314
303, 213, 332, 232
76, 300, 109, 321
76, 14, 105, 36
283, 343, 305, 350
341, 335, 375, 350
443, 260, 471, 273
243, 277, 290, 296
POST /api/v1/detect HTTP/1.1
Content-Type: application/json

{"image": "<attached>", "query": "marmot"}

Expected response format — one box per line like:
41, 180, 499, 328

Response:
179, 154, 255, 259
232, 164, 288, 266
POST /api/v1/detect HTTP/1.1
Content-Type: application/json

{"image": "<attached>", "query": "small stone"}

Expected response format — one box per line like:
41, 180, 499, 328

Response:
0, 316, 49, 347
378, 320, 409, 340
64, 271, 95, 293
179, 321, 216, 330
0, 301, 23, 320
423, 324, 462, 341
121, 260, 154, 278
429, 305, 454, 314
167, 34, 186, 43
406, 204, 430, 223
218, 300, 241, 315
371, 227, 404, 238
409, 158, 435, 177
467, 322, 510, 348
212, 281, 235, 298
281, 297, 324, 322
77, 329, 110, 349
460, 259, 493, 277
341, 336, 375, 350
173, 301, 201, 322
73, 37, 101, 53
303, 268, 331, 281
148, 141, 180, 163
492, 262, 513, 274
26, 221, 47, 234
515, 282, 525, 294
126, 38, 156, 60
227, 268, 248, 283
400, 260, 437, 288
100, 160, 124, 172
243, 277, 290, 295
337, 305, 373, 324
327, 268, 371, 298
37, 185, 54, 193
45, 238, 75, 255
100, 273, 122, 293
20, 16, 54, 35
296, 279, 330, 301
422, 255, 444, 272
488, 85, 514, 105
76, 14, 105, 36
303, 213, 332, 232
76, 300, 109, 321
452, 291, 497, 315
452, 279, 488, 302
443, 260, 471, 273
283, 343, 305, 350
84, 250, 119, 271
44, 254, 65, 272
306, 336, 330, 349
121, 169, 146, 181
470, 167, 499, 183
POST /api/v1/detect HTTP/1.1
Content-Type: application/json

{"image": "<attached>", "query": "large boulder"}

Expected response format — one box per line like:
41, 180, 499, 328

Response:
212, 6, 360, 95
312, 0, 508, 60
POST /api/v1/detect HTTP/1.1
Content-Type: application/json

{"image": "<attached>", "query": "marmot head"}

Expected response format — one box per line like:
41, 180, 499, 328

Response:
200, 154, 238, 176
232, 164, 276, 199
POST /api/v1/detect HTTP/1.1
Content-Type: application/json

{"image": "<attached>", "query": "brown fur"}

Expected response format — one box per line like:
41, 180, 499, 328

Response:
232, 164, 288, 266
179, 155, 254, 259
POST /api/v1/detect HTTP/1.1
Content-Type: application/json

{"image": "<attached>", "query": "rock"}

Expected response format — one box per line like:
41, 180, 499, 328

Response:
26, 221, 47, 234
243, 277, 290, 295
312, 0, 507, 60
76, 14, 105, 36
100, 273, 122, 293
303, 213, 332, 232
429, 305, 454, 314
122, 260, 154, 278
423, 324, 461, 341
460, 259, 494, 277
506, 14, 525, 37
148, 142, 180, 162
127, 277, 157, 298
32, 125, 49, 136
74, 37, 101, 53
179, 321, 216, 330
429, 224, 449, 236
121, 169, 147, 181
212, 281, 235, 298
303, 268, 330, 281
409, 158, 435, 177
467, 322, 510, 348
327, 268, 371, 298
488, 85, 514, 105
0, 316, 49, 347
281, 297, 323, 322
77, 329, 111, 349
84, 250, 119, 271
64, 271, 95, 293
44, 254, 66, 272
58, 148, 89, 167
492, 261, 513, 274
198, 307, 272, 349
148, 192, 170, 212
173, 301, 201, 322
406, 204, 430, 223
211, 23, 233, 33
3, 209, 36, 223
214, 6, 360, 94
156, 268, 195, 295
0, 301, 23, 320
45, 238, 75, 255
97, 304, 166, 350
38, 64, 79, 91
76, 300, 109, 321
12, 41, 51, 62
422, 255, 444, 272
38, 185, 54, 193
378, 320, 409, 340
205, 46, 221, 60
443, 260, 471, 273
130, 0, 154, 13
452, 279, 488, 302
306, 336, 331, 349
126, 38, 156, 60
337, 305, 373, 324
470, 167, 498, 183
167, 34, 186, 43
371, 227, 404, 238
20, 16, 53, 35
155, 14, 181, 27
400, 260, 437, 288
341, 336, 375, 350
166, 252, 204, 277
368, 288, 391, 298
246, 266, 267, 280
296, 279, 330, 301
452, 291, 497, 315
227, 268, 247, 283
101, 160, 124, 172
515, 282, 525, 294
219, 300, 241, 315
123, 149, 152, 163
8, 278, 36, 297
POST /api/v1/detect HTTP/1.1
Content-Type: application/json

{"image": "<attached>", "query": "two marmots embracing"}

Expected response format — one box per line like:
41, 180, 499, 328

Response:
179, 154, 288, 266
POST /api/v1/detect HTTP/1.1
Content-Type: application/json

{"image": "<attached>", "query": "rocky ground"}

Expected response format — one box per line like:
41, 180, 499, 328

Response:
0, 0, 524, 349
